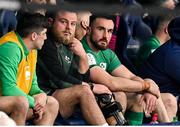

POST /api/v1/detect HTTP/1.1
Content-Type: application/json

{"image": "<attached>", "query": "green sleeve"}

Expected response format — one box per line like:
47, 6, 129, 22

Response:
0, 42, 35, 108
107, 50, 121, 73
136, 36, 160, 69
29, 72, 44, 96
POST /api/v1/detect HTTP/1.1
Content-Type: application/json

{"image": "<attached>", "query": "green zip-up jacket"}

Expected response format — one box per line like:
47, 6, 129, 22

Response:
0, 31, 43, 108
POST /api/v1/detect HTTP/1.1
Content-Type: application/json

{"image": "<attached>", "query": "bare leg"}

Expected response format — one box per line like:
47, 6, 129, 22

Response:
161, 93, 177, 122
33, 96, 59, 125
153, 95, 170, 122
113, 92, 127, 113
52, 85, 107, 125
0, 96, 29, 125
126, 93, 143, 112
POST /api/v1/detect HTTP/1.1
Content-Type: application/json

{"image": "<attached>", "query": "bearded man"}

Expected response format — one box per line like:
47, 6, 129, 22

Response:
81, 15, 174, 124
37, 10, 113, 125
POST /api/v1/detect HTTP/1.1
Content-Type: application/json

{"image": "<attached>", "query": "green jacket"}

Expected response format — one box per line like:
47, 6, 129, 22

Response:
135, 35, 160, 69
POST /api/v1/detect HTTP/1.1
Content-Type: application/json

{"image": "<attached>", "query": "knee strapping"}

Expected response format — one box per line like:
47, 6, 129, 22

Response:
96, 94, 128, 125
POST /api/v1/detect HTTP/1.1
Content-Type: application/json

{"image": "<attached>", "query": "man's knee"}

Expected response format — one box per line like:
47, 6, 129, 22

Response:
127, 93, 143, 111
14, 96, 29, 113
128, 93, 141, 104
79, 85, 94, 98
46, 96, 59, 113
132, 94, 142, 108
114, 92, 127, 113
114, 92, 127, 100
53, 85, 94, 100
162, 93, 177, 110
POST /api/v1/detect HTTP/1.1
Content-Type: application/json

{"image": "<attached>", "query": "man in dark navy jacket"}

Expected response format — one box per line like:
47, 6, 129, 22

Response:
139, 16, 180, 120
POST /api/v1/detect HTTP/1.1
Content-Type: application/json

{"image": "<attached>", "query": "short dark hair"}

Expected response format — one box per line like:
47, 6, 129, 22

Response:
16, 12, 48, 38
89, 14, 116, 26
155, 13, 174, 33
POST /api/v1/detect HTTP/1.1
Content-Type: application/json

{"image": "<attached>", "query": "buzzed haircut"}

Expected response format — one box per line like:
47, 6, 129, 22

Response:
16, 12, 48, 38
154, 13, 174, 33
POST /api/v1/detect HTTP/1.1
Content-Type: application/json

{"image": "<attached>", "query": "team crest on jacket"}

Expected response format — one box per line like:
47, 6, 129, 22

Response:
87, 53, 96, 66
100, 62, 107, 70
65, 56, 71, 63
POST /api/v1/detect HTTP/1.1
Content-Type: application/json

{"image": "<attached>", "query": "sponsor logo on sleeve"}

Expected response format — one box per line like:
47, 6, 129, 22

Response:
87, 53, 96, 66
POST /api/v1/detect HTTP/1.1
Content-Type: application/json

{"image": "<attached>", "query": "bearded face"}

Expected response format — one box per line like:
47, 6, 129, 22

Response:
90, 33, 109, 50
88, 18, 114, 50
51, 11, 77, 45
52, 24, 74, 45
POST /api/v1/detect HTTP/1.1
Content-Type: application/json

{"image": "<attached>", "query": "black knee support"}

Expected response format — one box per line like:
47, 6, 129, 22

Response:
96, 94, 128, 125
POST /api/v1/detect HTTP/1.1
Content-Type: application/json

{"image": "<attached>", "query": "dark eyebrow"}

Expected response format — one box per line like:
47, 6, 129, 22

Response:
97, 26, 106, 29
97, 26, 113, 31
108, 28, 114, 31
58, 18, 68, 21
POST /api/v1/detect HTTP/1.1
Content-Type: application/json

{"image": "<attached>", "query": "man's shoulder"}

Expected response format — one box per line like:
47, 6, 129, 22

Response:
153, 41, 171, 54
41, 37, 57, 53
0, 42, 20, 52
139, 38, 159, 54
0, 42, 22, 62
142, 41, 155, 49
102, 48, 116, 55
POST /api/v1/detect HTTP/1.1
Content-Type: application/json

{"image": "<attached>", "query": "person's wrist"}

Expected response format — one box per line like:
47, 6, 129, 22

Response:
142, 81, 151, 91
80, 53, 88, 60
41, 93, 48, 105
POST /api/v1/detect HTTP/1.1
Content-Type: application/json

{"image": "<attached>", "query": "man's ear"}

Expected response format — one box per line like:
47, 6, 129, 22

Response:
31, 32, 38, 41
86, 26, 91, 36
48, 17, 54, 27
164, 26, 168, 34
81, 21, 88, 30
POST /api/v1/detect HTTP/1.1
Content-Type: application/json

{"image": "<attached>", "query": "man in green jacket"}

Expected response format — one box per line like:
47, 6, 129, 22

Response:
82, 14, 173, 124
0, 12, 59, 125
136, 14, 173, 69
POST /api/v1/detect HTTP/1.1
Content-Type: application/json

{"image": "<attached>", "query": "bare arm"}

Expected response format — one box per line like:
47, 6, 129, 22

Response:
111, 64, 136, 78
90, 66, 143, 92
69, 38, 89, 74
90, 66, 160, 98
112, 65, 160, 98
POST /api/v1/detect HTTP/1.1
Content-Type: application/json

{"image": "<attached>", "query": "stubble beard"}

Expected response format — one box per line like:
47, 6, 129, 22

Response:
53, 28, 74, 45
90, 34, 108, 50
